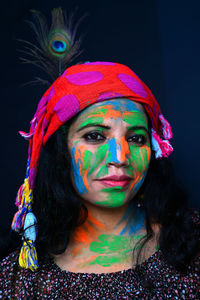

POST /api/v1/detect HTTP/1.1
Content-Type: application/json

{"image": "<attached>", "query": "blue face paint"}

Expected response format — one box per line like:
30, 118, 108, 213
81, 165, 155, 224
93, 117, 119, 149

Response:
116, 202, 145, 235
71, 147, 87, 194
133, 173, 146, 194
106, 138, 119, 163
100, 99, 141, 113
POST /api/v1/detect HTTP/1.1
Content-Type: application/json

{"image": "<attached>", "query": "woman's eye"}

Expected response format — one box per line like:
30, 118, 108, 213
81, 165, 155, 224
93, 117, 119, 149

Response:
127, 135, 146, 145
83, 132, 105, 142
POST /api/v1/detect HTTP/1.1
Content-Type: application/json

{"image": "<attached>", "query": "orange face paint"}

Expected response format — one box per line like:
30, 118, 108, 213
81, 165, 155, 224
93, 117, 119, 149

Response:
69, 99, 151, 208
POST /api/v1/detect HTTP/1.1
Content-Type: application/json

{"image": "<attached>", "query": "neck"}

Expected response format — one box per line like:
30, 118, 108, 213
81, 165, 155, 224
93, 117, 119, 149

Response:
54, 201, 151, 273
74, 200, 145, 239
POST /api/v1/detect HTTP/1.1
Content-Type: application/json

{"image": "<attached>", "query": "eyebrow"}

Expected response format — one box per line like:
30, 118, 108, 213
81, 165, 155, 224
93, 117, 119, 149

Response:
77, 124, 150, 135
77, 124, 110, 132
128, 126, 150, 136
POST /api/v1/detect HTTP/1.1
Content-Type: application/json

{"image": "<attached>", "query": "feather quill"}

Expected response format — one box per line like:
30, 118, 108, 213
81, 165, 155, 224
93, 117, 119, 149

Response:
19, 7, 85, 85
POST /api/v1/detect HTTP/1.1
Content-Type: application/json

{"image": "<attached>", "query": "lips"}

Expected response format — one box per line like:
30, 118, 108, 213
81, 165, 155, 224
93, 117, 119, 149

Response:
96, 175, 132, 188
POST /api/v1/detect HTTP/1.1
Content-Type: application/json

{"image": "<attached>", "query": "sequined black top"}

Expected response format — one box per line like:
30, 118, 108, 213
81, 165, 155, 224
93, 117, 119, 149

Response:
0, 248, 199, 299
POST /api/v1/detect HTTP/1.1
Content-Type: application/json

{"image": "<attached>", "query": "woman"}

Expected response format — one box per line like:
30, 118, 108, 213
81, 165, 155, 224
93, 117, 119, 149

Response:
0, 60, 199, 299
0, 7, 199, 298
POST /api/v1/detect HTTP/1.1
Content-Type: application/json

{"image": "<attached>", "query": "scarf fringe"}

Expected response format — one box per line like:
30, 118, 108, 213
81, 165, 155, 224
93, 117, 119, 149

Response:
159, 114, 173, 139
151, 129, 173, 159
19, 240, 39, 272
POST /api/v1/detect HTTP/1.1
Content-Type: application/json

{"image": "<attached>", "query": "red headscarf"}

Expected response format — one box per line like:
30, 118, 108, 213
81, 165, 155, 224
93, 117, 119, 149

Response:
20, 61, 173, 189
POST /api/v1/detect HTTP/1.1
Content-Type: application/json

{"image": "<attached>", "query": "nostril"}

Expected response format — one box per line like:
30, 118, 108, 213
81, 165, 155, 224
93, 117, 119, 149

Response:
106, 161, 129, 168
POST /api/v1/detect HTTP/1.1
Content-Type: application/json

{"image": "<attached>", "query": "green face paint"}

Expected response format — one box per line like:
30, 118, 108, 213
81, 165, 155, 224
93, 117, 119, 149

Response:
88, 144, 109, 177
89, 234, 144, 267
96, 187, 126, 207
79, 116, 105, 129
68, 99, 151, 208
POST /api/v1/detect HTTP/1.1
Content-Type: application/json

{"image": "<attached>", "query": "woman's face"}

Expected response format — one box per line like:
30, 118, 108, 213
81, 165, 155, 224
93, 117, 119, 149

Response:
67, 99, 151, 208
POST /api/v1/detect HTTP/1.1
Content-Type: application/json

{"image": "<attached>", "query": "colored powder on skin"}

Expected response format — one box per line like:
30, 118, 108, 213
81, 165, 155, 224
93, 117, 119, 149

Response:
82, 150, 93, 171
131, 148, 144, 174
96, 165, 109, 178
89, 234, 144, 267
116, 136, 129, 162
99, 99, 141, 113
105, 150, 112, 165
73, 212, 106, 245
132, 174, 145, 194
89, 107, 108, 116
122, 112, 148, 128
107, 138, 119, 163
72, 144, 109, 194
96, 187, 126, 207
129, 146, 150, 174
88, 144, 109, 177
82, 150, 93, 190
116, 202, 145, 235
71, 99, 151, 206
71, 147, 87, 194
78, 116, 104, 128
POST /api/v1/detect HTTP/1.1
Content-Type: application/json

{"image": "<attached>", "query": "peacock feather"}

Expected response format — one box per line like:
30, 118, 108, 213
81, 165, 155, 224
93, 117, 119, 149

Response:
19, 7, 85, 85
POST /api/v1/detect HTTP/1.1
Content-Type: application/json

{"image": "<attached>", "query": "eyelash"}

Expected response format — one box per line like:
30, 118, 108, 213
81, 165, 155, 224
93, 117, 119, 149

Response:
83, 131, 147, 145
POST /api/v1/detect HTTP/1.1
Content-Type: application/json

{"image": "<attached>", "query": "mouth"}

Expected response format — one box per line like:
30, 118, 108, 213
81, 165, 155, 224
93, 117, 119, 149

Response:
95, 175, 133, 188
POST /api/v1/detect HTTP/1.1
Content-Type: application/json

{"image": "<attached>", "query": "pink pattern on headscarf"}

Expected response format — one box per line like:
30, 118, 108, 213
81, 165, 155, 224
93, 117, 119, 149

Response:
65, 71, 104, 85
118, 73, 147, 98
53, 94, 80, 122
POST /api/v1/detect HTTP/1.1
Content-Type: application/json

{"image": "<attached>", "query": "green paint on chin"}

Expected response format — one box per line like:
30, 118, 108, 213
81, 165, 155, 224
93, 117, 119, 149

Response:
95, 187, 126, 207
89, 234, 144, 267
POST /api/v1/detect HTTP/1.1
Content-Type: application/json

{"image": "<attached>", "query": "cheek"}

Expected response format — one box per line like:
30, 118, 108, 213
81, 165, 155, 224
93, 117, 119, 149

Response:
128, 146, 151, 193
71, 144, 109, 194
87, 144, 109, 177
71, 146, 93, 194
129, 145, 151, 173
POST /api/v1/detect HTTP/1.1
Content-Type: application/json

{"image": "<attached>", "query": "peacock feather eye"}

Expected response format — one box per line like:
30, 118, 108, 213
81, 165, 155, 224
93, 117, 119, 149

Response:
49, 30, 72, 56
52, 40, 67, 53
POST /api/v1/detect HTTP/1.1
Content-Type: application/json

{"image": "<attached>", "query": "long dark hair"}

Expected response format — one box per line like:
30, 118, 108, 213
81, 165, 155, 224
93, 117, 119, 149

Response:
1, 120, 199, 272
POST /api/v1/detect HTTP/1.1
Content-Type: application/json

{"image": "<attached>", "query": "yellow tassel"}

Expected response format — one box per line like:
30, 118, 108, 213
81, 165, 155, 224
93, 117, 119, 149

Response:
19, 240, 39, 271
23, 178, 33, 206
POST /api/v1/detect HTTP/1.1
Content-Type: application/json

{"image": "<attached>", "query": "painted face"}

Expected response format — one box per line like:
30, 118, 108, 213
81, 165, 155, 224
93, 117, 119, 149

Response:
67, 99, 151, 208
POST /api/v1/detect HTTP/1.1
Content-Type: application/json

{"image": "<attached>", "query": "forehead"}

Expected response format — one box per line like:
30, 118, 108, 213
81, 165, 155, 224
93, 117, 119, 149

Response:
80, 98, 146, 119
69, 98, 149, 132
83, 98, 144, 112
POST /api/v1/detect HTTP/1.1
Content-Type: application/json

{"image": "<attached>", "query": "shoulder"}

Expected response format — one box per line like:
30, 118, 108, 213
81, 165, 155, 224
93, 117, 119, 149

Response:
0, 249, 40, 298
0, 250, 59, 298
137, 250, 200, 297
0, 249, 20, 277
0, 249, 22, 296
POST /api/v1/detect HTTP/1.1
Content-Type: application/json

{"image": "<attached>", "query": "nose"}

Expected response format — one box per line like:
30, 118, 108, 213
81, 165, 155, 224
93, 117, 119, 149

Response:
106, 137, 129, 167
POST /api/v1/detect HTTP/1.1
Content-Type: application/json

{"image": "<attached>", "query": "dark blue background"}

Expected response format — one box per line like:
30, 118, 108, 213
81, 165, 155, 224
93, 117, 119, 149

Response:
0, 0, 199, 232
